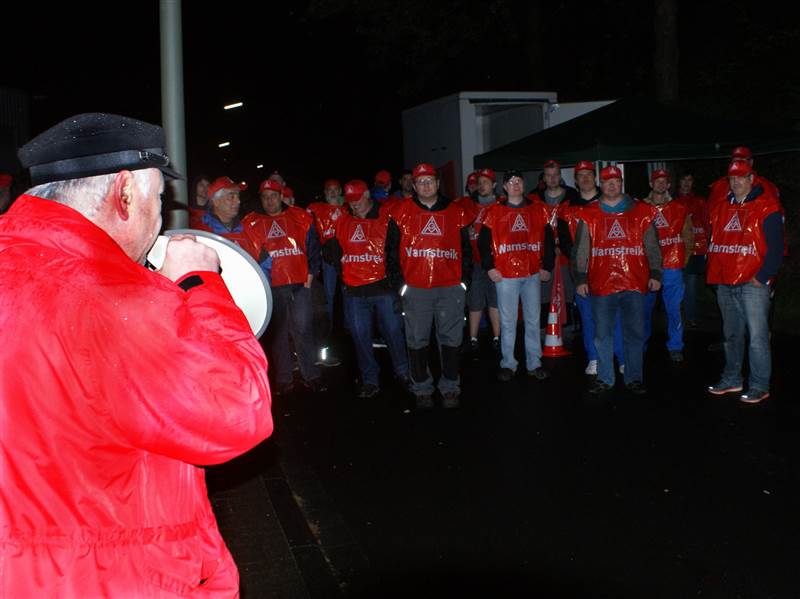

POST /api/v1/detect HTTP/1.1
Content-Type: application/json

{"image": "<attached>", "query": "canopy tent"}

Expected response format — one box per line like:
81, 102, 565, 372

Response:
473, 98, 800, 170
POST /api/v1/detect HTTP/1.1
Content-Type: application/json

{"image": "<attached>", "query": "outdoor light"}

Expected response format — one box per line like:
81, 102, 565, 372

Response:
224, 102, 243, 110
257, 164, 264, 169
218, 142, 231, 148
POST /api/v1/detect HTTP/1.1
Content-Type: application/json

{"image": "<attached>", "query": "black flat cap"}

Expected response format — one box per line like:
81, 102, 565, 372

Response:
18, 113, 183, 185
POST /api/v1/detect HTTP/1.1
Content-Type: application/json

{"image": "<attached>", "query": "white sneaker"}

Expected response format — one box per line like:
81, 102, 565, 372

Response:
584, 360, 598, 375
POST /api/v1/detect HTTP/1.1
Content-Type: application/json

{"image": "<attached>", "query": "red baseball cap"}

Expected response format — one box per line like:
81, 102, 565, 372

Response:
0, 173, 12, 189
374, 170, 392, 185
259, 179, 283, 193
412, 163, 437, 179
343, 180, 369, 203
282, 186, 294, 198
574, 160, 595, 173
476, 168, 496, 182
728, 161, 754, 177
466, 172, 478, 185
732, 146, 752, 160
207, 176, 246, 200
599, 166, 623, 181
650, 169, 669, 182
323, 178, 341, 189
543, 159, 560, 170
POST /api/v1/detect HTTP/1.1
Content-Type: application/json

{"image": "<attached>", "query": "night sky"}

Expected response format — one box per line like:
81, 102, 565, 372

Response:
4, 1, 799, 202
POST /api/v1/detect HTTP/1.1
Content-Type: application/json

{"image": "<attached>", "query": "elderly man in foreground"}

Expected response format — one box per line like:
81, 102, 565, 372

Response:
0, 113, 273, 597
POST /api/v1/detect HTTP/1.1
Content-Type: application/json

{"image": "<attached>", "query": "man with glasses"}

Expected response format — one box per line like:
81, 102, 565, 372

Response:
386, 163, 473, 410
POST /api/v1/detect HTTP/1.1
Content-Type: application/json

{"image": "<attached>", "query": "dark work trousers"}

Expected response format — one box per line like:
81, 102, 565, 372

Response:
266, 284, 320, 385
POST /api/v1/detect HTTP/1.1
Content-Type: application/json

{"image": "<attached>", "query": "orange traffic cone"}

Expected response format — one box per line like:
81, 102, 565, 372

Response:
542, 265, 571, 358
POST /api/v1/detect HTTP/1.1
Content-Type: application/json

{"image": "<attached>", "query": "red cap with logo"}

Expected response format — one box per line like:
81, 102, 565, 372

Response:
259, 179, 283, 193
728, 161, 754, 177
412, 163, 437, 179
574, 160, 594, 173
374, 170, 392, 185
731, 146, 752, 160
476, 168, 496, 182
343, 179, 369, 203
543, 159, 560, 170
324, 178, 341, 189
600, 166, 623, 181
207, 176, 246, 200
650, 168, 669, 182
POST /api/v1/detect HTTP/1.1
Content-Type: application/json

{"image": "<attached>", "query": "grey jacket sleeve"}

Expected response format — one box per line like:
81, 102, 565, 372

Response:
644, 223, 663, 282
570, 221, 590, 287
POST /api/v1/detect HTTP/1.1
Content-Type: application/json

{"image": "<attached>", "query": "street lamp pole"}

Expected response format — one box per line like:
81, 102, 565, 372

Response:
160, 0, 188, 227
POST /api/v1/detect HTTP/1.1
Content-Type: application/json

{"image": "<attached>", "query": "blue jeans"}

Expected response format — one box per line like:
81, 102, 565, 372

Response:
267, 284, 320, 385
716, 283, 772, 391
496, 274, 541, 372
644, 268, 684, 352
592, 291, 646, 386
575, 293, 625, 364
344, 292, 408, 387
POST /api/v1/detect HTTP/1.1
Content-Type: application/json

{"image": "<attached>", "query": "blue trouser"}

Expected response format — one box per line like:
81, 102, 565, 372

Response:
267, 284, 320, 385
496, 274, 542, 372
344, 292, 408, 387
575, 292, 625, 364
592, 291, 646, 386
716, 283, 772, 392
644, 268, 684, 352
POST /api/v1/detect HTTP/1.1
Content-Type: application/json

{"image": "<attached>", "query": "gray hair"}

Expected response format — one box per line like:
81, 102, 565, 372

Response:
209, 186, 236, 204
27, 169, 153, 219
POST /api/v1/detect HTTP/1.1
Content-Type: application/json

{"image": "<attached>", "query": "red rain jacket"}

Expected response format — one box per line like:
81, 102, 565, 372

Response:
334, 207, 390, 287
0, 196, 273, 598
706, 188, 782, 285
579, 200, 658, 296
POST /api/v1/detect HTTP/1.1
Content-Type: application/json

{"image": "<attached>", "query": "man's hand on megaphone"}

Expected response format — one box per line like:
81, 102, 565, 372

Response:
159, 235, 220, 282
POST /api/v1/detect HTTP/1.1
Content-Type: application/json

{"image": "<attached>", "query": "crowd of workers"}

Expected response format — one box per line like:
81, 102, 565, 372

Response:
188, 146, 784, 408
0, 111, 786, 596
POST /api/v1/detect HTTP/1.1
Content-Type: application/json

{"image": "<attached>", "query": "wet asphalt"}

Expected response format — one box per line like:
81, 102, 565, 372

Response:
208, 308, 799, 599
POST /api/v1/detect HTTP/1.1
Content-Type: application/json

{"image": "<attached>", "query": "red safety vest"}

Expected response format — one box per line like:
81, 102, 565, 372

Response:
678, 193, 708, 256
706, 190, 782, 285
307, 202, 345, 243
243, 207, 312, 286
579, 200, 657, 296
649, 199, 690, 269
558, 199, 597, 243
532, 195, 569, 266
390, 198, 471, 288
335, 208, 390, 287
481, 200, 548, 278
467, 200, 496, 265
193, 221, 259, 260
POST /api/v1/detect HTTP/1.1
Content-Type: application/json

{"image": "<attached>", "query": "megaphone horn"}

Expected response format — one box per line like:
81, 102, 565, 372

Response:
147, 229, 272, 338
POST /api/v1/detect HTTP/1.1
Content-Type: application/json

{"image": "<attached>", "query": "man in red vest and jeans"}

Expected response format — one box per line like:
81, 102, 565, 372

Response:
706, 161, 783, 404
571, 166, 663, 396
324, 180, 409, 398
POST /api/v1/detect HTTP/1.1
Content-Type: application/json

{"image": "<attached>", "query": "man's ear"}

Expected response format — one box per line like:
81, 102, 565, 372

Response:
111, 170, 135, 221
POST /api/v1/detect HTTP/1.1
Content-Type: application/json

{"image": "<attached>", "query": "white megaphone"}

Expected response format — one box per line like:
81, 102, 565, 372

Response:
147, 229, 272, 338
